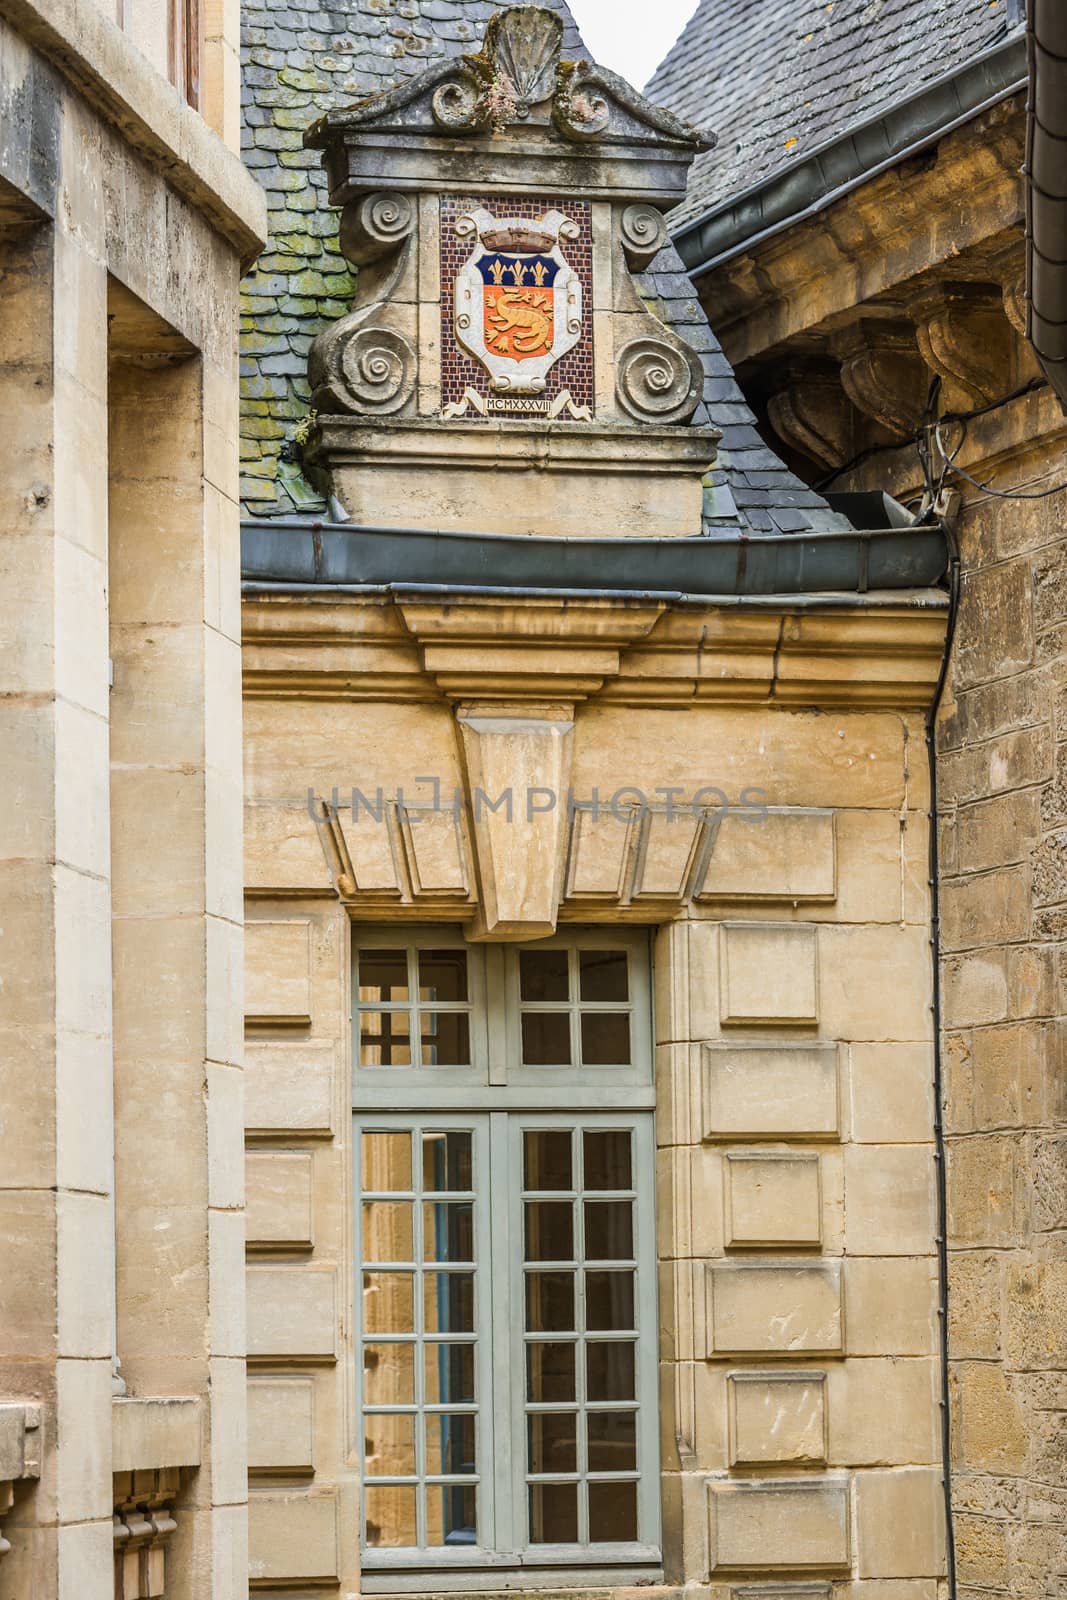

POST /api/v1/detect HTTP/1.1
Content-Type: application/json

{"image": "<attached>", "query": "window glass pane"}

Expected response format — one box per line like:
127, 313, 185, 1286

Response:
588, 1479, 637, 1542
527, 1341, 576, 1402
365, 1484, 417, 1548
520, 948, 569, 1001
524, 1130, 573, 1191
364, 1413, 416, 1476
418, 948, 468, 1003
362, 1131, 412, 1192
363, 1201, 414, 1263
587, 1410, 637, 1472
529, 1481, 578, 1544
361, 1011, 412, 1068
363, 1271, 415, 1335
525, 1270, 575, 1332
426, 1483, 477, 1547
586, 1341, 635, 1402
359, 949, 409, 1003
579, 949, 629, 1002
423, 1272, 475, 1335
422, 1131, 473, 1193
580, 1012, 631, 1065
583, 1129, 632, 1191
584, 1200, 633, 1261
422, 1202, 474, 1263
364, 1343, 415, 1406
521, 1012, 571, 1065
424, 1342, 476, 1405
426, 1413, 477, 1476
421, 1010, 471, 1067
585, 1270, 635, 1332
528, 1410, 577, 1473
525, 1201, 574, 1262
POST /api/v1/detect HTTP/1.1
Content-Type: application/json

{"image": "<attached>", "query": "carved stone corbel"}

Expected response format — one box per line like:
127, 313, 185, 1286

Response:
619, 203, 669, 271
830, 316, 928, 436
1002, 270, 1028, 336
908, 281, 1013, 408
765, 359, 855, 470
113, 1467, 185, 1600
0, 1404, 40, 1559
456, 703, 574, 941
309, 188, 418, 418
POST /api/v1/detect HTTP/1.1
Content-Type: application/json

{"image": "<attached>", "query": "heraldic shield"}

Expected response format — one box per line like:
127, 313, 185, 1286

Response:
453, 207, 583, 394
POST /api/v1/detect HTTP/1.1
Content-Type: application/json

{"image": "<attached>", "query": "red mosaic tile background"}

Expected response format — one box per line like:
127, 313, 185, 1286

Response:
439, 193, 594, 421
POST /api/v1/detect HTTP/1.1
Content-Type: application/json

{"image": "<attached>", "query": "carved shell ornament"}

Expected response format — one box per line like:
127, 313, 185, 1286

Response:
490, 6, 562, 113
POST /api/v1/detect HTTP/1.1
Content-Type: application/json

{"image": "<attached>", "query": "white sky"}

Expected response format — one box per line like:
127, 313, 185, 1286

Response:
567, 0, 698, 89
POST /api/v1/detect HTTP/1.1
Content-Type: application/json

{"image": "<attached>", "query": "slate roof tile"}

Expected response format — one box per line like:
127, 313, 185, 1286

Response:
646, 0, 1019, 230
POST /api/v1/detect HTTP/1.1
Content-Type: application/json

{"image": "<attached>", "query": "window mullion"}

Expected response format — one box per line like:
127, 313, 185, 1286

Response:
488, 1110, 517, 1555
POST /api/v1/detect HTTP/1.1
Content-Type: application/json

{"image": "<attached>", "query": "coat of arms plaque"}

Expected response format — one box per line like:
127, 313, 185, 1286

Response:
452, 206, 584, 395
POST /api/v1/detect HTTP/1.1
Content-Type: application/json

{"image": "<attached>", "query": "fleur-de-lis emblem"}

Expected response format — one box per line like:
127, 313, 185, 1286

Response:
508, 260, 528, 285
531, 261, 549, 287
487, 258, 506, 286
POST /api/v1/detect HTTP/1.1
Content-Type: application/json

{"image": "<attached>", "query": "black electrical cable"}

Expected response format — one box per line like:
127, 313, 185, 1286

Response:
935, 413, 1067, 500
813, 375, 1050, 493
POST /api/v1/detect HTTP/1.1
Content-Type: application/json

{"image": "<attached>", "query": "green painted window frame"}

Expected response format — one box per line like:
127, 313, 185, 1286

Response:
352, 927, 660, 1588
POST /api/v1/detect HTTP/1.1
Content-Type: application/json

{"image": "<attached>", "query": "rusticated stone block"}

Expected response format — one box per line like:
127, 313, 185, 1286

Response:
955, 1360, 1027, 1473
706, 1261, 843, 1356
719, 923, 818, 1026
728, 1371, 827, 1466
248, 1490, 339, 1581
1006, 1262, 1067, 1371
948, 1254, 1003, 1360
703, 1043, 840, 1142
954, 1513, 1009, 1587
724, 1152, 822, 1250
709, 1479, 850, 1571
946, 1135, 1022, 1248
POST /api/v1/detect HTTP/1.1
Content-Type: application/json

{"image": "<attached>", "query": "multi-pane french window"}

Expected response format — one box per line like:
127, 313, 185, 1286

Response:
352, 929, 659, 1584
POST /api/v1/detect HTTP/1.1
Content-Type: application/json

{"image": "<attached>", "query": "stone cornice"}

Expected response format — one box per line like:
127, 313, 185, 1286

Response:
702, 96, 1026, 370
0, 0, 266, 266
242, 589, 949, 710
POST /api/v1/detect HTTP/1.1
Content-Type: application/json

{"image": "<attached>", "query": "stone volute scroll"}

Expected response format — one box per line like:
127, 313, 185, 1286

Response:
302, 4, 719, 539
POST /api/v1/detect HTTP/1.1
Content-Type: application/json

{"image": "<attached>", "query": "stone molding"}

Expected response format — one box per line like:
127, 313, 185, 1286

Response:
0, 1404, 40, 1559
242, 591, 949, 710
0, 0, 266, 264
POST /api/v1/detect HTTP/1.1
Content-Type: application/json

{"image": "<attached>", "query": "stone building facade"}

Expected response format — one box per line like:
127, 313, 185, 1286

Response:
0, 0, 265, 1591
235, 0, 957, 1592
650, 2, 1067, 1596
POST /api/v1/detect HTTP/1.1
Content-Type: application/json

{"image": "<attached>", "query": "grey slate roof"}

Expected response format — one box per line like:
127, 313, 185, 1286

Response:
647, 0, 1020, 231
241, 0, 849, 535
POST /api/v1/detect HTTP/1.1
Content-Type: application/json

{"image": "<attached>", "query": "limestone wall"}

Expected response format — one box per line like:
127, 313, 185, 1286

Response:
0, 3, 264, 1591
934, 419, 1067, 1595
240, 595, 949, 1596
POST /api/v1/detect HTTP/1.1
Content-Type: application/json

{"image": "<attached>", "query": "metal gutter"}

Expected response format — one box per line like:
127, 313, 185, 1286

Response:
241, 519, 949, 598
671, 32, 1026, 282
1027, 0, 1067, 409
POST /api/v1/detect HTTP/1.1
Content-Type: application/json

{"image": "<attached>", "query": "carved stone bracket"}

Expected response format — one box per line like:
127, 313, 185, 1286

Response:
339, 191, 415, 269
909, 280, 1014, 409
0, 1404, 40, 1559
830, 316, 929, 436
113, 1467, 187, 1600
615, 334, 704, 425
765, 359, 856, 470
309, 186, 418, 418
619, 203, 669, 271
